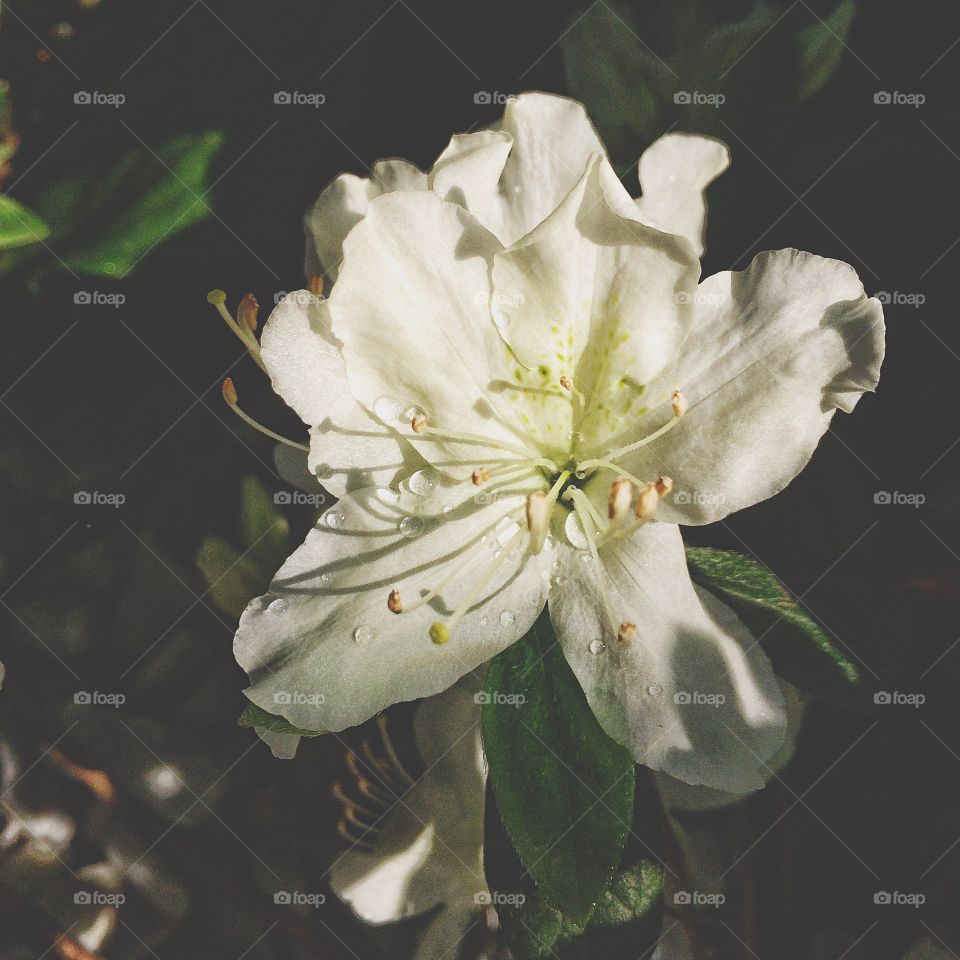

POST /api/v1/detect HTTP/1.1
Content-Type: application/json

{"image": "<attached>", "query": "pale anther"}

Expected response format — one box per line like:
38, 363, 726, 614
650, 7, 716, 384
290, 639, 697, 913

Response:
654, 475, 673, 497
387, 589, 403, 614
608, 477, 634, 523
411, 414, 428, 433
635, 483, 659, 522
526, 491, 550, 554
472, 467, 490, 486
618, 622, 636, 644
671, 390, 688, 418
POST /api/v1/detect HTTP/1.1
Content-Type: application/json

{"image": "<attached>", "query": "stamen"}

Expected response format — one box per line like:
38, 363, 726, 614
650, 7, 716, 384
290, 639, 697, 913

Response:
608, 477, 634, 524
222, 379, 309, 451
207, 289, 267, 373
654, 475, 673, 497
635, 482, 659, 522
376, 715, 417, 787
568, 489, 620, 639
387, 589, 403, 614
584, 389, 689, 465
309, 273, 325, 297
618, 622, 636, 645
331, 782, 380, 820
411, 413, 428, 433
414, 423, 552, 463
559, 376, 573, 390
429, 527, 523, 643
526, 492, 549, 552
472, 468, 490, 485
237, 292, 259, 331
565, 484, 608, 535
337, 819, 375, 848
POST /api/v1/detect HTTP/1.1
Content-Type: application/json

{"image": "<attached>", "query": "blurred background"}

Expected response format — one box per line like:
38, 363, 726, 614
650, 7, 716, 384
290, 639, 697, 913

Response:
1, 0, 959, 957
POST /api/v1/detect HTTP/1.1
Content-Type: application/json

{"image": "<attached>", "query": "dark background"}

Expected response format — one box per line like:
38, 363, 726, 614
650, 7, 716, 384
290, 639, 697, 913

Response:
1, 1, 959, 957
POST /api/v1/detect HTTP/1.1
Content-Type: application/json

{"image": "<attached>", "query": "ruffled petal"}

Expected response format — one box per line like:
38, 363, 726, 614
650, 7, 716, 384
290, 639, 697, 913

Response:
303, 159, 426, 280
613, 249, 885, 524
235, 487, 551, 733
549, 522, 786, 793
259, 291, 419, 498
329, 191, 542, 478
634, 134, 730, 257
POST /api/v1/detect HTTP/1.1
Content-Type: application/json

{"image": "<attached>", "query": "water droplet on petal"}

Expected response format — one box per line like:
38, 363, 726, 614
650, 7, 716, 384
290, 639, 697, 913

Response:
267, 597, 288, 615
647, 684, 663, 697
567, 430, 583, 443
407, 468, 438, 497
353, 625, 375, 645
324, 511, 345, 529
589, 638, 605, 655
550, 575, 567, 588
320, 573, 331, 583
499, 610, 516, 626
399, 516, 424, 538
441, 504, 452, 515
480, 615, 489, 626
403, 404, 426, 421
373, 396, 404, 421
493, 310, 510, 330
575, 469, 588, 480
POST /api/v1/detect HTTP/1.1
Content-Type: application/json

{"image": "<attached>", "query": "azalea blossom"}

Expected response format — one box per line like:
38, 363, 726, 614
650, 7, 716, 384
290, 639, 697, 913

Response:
234, 92, 884, 793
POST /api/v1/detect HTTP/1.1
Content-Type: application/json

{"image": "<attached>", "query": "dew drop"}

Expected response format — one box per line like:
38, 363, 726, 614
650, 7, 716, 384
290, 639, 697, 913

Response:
647, 684, 663, 697
589, 638, 606, 655
324, 511, 345, 529
480, 615, 489, 626
373, 396, 404, 421
441, 504, 452, 515
407, 468, 439, 497
403, 404, 426, 421
399, 515, 424, 538
321, 573, 331, 583
493, 310, 510, 330
575, 469, 588, 480
353, 625, 375, 645
564, 511, 588, 550
499, 610, 516, 626
567, 430, 583, 443
550, 575, 567, 588
267, 597, 288, 615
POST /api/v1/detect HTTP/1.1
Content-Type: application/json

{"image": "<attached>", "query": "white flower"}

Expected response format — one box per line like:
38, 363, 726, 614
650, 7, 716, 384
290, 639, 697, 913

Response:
235, 92, 884, 793
329, 674, 486, 960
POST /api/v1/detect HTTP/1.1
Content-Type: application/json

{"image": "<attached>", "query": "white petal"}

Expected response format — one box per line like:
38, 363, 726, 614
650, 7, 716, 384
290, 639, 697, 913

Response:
303, 159, 426, 280
430, 128, 513, 224
654, 680, 805, 812
329, 191, 538, 478
549, 521, 786, 793
330, 675, 486, 925
634, 134, 730, 257
259, 290, 420, 498
616, 249, 885, 524
490, 154, 699, 455
235, 487, 551, 733
414, 902, 482, 960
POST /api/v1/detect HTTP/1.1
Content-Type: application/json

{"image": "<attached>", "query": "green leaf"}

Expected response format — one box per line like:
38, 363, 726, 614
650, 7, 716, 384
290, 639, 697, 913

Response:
484, 769, 665, 960
797, 0, 857, 101
237, 701, 323, 737
46, 131, 223, 278
195, 535, 266, 620
239, 476, 290, 570
685, 546, 873, 707
482, 611, 634, 925
0, 195, 50, 250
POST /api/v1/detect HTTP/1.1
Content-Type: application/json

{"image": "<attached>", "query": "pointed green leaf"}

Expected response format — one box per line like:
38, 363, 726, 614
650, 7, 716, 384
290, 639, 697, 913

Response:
239, 476, 290, 570
685, 546, 874, 708
0, 195, 50, 249
797, 0, 858, 101
482, 611, 634, 925
195, 535, 265, 620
